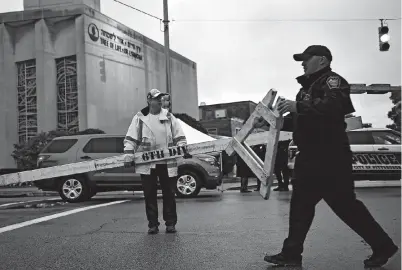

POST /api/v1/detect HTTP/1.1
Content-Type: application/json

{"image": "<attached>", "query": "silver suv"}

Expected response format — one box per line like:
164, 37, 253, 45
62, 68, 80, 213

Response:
35, 134, 222, 202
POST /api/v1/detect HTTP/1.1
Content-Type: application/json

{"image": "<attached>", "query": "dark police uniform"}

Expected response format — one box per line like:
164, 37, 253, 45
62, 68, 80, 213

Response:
271, 46, 398, 267
274, 140, 291, 191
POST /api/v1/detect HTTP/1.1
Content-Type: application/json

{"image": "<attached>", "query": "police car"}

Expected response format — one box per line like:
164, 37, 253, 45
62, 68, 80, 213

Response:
287, 128, 401, 180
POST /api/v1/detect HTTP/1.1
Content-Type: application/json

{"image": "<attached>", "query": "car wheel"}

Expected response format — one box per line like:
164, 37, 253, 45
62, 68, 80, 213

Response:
176, 170, 202, 198
58, 175, 90, 203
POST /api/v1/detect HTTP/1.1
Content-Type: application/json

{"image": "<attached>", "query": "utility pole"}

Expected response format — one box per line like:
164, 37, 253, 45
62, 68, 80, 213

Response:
163, 0, 172, 109
112, 0, 173, 110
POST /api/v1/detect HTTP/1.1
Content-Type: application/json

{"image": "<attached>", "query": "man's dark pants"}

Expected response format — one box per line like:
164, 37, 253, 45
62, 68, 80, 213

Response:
141, 164, 177, 228
274, 160, 290, 188
282, 150, 395, 256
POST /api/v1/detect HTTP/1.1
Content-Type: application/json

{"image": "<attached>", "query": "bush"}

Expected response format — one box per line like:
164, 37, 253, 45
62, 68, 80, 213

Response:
11, 129, 105, 171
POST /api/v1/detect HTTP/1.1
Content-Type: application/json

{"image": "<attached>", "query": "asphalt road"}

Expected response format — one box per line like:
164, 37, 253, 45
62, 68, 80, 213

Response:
0, 188, 400, 270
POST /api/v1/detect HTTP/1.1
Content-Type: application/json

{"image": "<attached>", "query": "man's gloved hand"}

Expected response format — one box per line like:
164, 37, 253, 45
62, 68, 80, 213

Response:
277, 98, 297, 115
253, 117, 266, 129
183, 152, 192, 159
124, 154, 135, 168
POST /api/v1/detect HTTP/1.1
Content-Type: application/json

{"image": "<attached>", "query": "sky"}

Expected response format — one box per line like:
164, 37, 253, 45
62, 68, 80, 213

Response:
1, 0, 401, 127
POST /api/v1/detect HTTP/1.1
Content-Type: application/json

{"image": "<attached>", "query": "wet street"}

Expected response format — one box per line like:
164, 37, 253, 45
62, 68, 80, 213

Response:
0, 188, 400, 270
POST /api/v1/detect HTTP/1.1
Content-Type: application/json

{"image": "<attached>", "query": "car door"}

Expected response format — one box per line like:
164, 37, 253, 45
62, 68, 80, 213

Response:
370, 130, 401, 178
347, 131, 375, 174
76, 137, 123, 183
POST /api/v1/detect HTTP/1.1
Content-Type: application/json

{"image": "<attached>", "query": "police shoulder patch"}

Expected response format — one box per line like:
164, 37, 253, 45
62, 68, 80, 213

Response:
326, 76, 341, 89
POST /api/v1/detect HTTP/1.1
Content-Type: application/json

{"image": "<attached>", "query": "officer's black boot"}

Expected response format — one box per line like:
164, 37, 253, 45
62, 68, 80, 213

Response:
364, 244, 398, 268
264, 252, 302, 267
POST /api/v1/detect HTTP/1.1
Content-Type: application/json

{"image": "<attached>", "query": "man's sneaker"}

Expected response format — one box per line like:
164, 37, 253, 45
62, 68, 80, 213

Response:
364, 245, 398, 268
166, 225, 177, 234
264, 252, 302, 267
148, 226, 159, 235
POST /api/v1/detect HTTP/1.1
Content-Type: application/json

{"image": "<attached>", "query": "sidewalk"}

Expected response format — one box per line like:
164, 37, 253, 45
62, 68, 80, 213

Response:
0, 187, 58, 198
222, 178, 402, 191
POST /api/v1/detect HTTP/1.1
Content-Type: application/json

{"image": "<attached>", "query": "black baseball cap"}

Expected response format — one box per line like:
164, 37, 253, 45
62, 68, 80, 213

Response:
293, 45, 332, 62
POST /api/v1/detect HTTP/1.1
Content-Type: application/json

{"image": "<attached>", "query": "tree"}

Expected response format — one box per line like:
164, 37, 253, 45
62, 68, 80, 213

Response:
12, 129, 105, 171
386, 91, 401, 132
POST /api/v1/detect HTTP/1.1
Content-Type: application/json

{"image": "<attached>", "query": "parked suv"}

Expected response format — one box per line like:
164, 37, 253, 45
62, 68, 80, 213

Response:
35, 134, 222, 202
288, 128, 401, 181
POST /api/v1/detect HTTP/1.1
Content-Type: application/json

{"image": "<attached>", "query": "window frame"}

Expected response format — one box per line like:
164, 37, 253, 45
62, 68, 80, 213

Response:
41, 139, 78, 154
207, 128, 218, 135
82, 137, 125, 154
370, 130, 401, 145
347, 131, 375, 145
214, 109, 227, 119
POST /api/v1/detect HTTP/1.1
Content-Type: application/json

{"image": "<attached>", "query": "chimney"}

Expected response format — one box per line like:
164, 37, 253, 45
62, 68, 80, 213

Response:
24, 0, 101, 12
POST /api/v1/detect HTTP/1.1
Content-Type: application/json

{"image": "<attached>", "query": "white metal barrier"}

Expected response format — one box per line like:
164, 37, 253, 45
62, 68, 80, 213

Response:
0, 89, 283, 200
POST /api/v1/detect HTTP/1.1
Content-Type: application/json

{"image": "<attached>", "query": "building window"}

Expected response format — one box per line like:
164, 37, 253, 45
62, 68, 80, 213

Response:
215, 109, 227, 118
207, 128, 218, 135
56, 56, 79, 133
17, 60, 38, 143
205, 110, 214, 120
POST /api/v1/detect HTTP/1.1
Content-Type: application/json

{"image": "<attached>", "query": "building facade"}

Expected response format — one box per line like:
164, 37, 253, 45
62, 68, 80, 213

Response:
0, 0, 198, 168
199, 101, 257, 137
199, 100, 294, 143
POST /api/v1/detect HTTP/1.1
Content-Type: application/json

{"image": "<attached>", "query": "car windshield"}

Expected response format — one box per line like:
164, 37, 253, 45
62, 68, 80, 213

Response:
372, 131, 401, 145
41, 139, 78, 153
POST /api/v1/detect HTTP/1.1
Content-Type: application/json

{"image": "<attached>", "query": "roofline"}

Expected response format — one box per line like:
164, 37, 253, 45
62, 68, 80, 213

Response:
0, 4, 196, 67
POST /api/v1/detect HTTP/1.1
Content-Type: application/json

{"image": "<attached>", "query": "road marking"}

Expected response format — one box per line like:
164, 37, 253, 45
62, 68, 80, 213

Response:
0, 198, 60, 208
0, 200, 129, 234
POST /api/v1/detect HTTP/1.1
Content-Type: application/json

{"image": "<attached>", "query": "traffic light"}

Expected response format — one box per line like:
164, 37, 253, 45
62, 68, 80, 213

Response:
378, 24, 390, 51
99, 59, 106, 82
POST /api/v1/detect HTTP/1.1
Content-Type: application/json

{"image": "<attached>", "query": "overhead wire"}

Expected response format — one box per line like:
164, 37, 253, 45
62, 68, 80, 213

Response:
111, 1, 401, 25
113, 0, 162, 21
171, 18, 402, 23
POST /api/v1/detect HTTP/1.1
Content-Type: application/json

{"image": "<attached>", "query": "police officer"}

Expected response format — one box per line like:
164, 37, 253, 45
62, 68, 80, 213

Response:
259, 45, 398, 268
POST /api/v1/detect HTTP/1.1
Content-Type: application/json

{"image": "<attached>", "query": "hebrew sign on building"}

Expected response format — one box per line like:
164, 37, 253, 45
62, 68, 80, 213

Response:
85, 18, 144, 67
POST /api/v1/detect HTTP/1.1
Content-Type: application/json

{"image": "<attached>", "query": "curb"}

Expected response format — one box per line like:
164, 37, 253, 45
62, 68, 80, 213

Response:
0, 192, 58, 198
0, 180, 399, 197
225, 181, 401, 191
